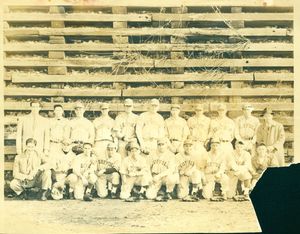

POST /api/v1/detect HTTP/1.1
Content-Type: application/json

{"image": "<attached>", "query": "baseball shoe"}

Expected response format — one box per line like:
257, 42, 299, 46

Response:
164, 192, 172, 201
155, 195, 167, 202
182, 195, 196, 202
137, 191, 147, 200
125, 196, 139, 202
68, 191, 75, 200
83, 193, 93, 202
111, 192, 117, 199
191, 193, 200, 201
40, 190, 48, 201
15, 191, 28, 200
210, 195, 225, 202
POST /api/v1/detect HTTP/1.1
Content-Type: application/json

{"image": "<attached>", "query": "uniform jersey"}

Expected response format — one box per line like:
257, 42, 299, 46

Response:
97, 152, 122, 172
252, 153, 278, 173
53, 151, 76, 173
49, 117, 69, 143
13, 150, 42, 180
165, 116, 190, 141
203, 151, 226, 175
148, 150, 176, 175
71, 153, 97, 175
136, 112, 165, 140
176, 152, 199, 175
93, 115, 115, 141
67, 117, 95, 143
115, 112, 138, 140
209, 116, 235, 142
187, 115, 211, 142
120, 155, 149, 176
235, 115, 260, 141
228, 150, 252, 171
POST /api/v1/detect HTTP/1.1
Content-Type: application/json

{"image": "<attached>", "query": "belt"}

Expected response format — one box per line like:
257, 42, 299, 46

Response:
220, 140, 230, 143
50, 139, 62, 143
170, 139, 181, 142
243, 137, 253, 140
95, 139, 113, 142
144, 138, 157, 141
73, 141, 84, 144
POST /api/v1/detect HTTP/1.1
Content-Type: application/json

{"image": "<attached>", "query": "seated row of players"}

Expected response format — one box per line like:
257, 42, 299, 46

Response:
10, 135, 278, 202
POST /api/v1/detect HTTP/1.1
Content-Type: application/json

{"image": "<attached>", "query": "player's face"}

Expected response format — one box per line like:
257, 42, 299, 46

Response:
107, 147, 116, 156
195, 109, 203, 115
257, 146, 267, 157
183, 144, 193, 154
217, 109, 227, 117
31, 104, 41, 115
235, 143, 244, 152
75, 107, 85, 117
243, 109, 252, 117
171, 108, 180, 117
83, 144, 92, 156
264, 113, 273, 123
158, 142, 167, 152
62, 143, 71, 152
130, 148, 140, 157
149, 104, 159, 113
124, 105, 133, 113
101, 108, 109, 115
26, 142, 36, 153
54, 106, 64, 118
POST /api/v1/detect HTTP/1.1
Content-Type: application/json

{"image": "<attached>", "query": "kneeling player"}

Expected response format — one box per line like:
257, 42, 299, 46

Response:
227, 140, 252, 201
66, 142, 97, 201
176, 139, 204, 201
146, 138, 178, 201
202, 138, 229, 201
95, 143, 121, 199
119, 142, 151, 201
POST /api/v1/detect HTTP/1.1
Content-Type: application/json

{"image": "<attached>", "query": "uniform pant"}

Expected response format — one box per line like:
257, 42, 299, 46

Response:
94, 140, 111, 158
202, 173, 229, 199
177, 170, 203, 199
241, 139, 255, 157
192, 141, 207, 156
146, 173, 179, 199
49, 142, 62, 157
220, 142, 234, 160
227, 169, 252, 198
120, 173, 152, 200
95, 172, 120, 198
66, 172, 97, 200
10, 170, 52, 195
118, 140, 129, 158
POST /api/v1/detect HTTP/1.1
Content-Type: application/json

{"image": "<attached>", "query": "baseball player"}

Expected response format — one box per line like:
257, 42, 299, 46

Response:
202, 138, 229, 201
51, 139, 76, 200
10, 138, 52, 201
187, 104, 211, 156
235, 104, 260, 156
115, 98, 139, 158
146, 138, 179, 201
176, 138, 204, 201
165, 104, 190, 154
256, 107, 285, 166
93, 103, 115, 158
66, 102, 95, 155
208, 103, 235, 160
66, 142, 97, 201
226, 140, 253, 201
16, 100, 50, 156
95, 142, 122, 199
251, 143, 279, 189
136, 99, 165, 155
49, 104, 69, 161
119, 142, 151, 201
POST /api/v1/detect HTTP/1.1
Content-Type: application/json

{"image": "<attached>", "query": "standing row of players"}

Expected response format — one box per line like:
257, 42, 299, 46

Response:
11, 99, 285, 201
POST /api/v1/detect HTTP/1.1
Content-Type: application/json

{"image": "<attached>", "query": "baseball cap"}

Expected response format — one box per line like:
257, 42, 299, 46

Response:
170, 104, 180, 110
101, 103, 109, 109
74, 101, 84, 109
124, 98, 133, 106
217, 103, 227, 111
195, 104, 204, 111
107, 142, 117, 149
157, 138, 168, 145
150, 99, 159, 106
128, 142, 140, 151
183, 138, 193, 146
262, 107, 274, 116
242, 104, 254, 110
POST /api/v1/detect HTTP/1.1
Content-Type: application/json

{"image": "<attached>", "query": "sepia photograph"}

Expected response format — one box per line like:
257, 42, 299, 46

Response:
0, 0, 297, 233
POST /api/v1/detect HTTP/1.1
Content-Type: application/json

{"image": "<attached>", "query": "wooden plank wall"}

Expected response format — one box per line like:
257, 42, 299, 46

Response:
3, 2, 294, 178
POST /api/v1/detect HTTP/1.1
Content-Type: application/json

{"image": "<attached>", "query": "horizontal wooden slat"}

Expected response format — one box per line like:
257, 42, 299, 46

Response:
4, 27, 293, 37
123, 88, 293, 97
5, 0, 294, 7
4, 162, 14, 171
3, 101, 294, 112
4, 87, 121, 97
151, 13, 293, 21
4, 42, 294, 52
4, 58, 293, 68
4, 13, 151, 22
8, 72, 294, 83
3, 13, 293, 22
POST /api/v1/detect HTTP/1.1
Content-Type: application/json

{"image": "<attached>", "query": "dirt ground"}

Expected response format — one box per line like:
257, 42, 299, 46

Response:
0, 199, 261, 234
